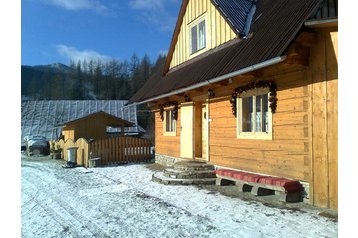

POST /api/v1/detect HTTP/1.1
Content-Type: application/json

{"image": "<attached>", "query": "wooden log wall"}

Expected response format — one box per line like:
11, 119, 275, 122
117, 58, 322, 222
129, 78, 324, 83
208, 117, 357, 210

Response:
152, 28, 338, 209
205, 28, 338, 209
155, 110, 181, 157
309, 28, 338, 209
208, 69, 312, 182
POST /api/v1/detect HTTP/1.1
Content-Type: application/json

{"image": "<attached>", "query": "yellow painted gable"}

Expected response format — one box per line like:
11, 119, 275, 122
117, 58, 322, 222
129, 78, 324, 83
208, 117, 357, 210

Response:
169, 0, 237, 69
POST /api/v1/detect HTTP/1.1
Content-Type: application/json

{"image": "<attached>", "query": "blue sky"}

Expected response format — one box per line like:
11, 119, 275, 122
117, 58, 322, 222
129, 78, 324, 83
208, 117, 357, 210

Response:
21, 0, 181, 66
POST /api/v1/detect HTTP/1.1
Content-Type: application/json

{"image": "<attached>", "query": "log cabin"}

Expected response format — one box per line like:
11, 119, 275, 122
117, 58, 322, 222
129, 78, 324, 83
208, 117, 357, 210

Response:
21, 100, 143, 140
128, 0, 338, 209
57, 111, 134, 141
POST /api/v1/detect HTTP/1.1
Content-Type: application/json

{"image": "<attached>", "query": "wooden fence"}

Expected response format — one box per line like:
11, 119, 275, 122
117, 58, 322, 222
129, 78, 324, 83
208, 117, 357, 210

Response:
90, 136, 151, 166
51, 136, 151, 168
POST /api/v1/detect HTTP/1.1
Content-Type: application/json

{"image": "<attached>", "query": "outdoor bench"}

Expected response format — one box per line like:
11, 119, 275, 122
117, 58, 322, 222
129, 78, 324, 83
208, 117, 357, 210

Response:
88, 156, 101, 168
214, 169, 303, 202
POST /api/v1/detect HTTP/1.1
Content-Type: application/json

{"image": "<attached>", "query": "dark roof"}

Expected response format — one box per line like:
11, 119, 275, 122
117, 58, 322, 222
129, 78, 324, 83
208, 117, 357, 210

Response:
129, 0, 322, 104
212, 0, 255, 36
58, 111, 134, 128
309, 0, 338, 20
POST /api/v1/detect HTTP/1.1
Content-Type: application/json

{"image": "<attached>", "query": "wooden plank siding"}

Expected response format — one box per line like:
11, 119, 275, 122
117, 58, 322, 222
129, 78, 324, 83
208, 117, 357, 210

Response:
89, 136, 151, 166
152, 24, 337, 209
155, 110, 181, 157
208, 69, 311, 182
170, 0, 237, 69
75, 138, 90, 166
309, 28, 338, 209
326, 31, 338, 210
203, 29, 337, 209
52, 136, 150, 168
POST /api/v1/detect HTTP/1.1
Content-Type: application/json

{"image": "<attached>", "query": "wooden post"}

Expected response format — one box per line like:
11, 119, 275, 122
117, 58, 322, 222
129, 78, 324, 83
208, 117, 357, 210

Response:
120, 137, 124, 163
115, 137, 118, 164
121, 124, 124, 136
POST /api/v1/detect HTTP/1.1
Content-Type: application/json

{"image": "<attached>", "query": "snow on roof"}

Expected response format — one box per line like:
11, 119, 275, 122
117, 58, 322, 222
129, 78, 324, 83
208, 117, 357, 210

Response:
21, 100, 141, 140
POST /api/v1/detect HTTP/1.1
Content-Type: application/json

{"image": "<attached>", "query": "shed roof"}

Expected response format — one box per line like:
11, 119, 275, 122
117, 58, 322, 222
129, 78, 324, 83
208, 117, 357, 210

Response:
58, 111, 134, 128
21, 100, 141, 140
129, 0, 323, 104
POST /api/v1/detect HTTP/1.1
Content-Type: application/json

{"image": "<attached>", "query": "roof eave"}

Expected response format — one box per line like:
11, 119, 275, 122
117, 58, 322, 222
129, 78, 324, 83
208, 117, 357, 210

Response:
305, 18, 338, 28
129, 55, 287, 106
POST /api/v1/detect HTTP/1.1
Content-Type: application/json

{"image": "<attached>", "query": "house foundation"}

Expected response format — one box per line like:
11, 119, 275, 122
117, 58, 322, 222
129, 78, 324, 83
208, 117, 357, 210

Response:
155, 154, 187, 167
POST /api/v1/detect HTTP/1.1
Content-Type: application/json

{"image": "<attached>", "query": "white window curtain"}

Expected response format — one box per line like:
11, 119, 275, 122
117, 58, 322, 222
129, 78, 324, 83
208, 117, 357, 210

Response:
198, 21, 206, 50
191, 26, 198, 53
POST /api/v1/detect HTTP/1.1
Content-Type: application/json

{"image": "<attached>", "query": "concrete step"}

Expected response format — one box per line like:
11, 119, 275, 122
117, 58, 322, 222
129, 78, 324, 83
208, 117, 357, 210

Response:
163, 168, 216, 179
152, 172, 216, 185
172, 160, 215, 172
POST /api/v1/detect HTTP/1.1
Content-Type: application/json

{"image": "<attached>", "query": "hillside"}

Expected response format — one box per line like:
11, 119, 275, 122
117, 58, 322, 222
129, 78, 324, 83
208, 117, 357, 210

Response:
21, 55, 166, 101
21, 63, 74, 99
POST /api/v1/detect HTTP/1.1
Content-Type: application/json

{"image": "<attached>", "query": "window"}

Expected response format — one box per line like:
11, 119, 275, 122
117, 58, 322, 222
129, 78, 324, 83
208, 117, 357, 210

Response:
190, 17, 206, 54
106, 126, 123, 136
237, 89, 272, 139
164, 109, 176, 136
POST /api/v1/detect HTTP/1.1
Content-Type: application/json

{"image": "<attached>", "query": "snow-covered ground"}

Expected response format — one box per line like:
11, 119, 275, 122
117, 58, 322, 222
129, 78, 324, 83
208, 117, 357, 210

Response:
21, 156, 338, 238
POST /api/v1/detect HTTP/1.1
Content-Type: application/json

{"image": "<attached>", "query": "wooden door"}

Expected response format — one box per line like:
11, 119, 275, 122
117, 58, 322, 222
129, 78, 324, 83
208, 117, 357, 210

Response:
194, 103, 202, 158
202, 104, 208, 160
180, 103, 194, 159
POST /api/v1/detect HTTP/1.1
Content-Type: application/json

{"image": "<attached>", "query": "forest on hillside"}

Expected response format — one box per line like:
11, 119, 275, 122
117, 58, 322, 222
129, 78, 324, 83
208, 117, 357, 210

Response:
21, 54, 166, 139
21, 54, 166, 101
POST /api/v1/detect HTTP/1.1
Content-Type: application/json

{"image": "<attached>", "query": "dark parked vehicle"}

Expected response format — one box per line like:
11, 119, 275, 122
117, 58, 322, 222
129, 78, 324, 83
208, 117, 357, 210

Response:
23, 135, 50, 155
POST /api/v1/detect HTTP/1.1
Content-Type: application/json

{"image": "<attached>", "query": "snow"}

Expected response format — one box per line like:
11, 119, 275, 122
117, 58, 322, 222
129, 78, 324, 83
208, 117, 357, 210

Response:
22, 157, 338, 238
21, 100, 139, 141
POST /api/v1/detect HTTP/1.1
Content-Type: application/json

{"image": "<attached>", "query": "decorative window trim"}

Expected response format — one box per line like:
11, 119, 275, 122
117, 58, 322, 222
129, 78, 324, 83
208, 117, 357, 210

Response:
230, 80, 277, 117
159, 101, 178, 121
236, 92, 273, 140
188, 14, 207, 58
160, 101, 178, 137
163, 110, 177, 136
230, 80, 276, 140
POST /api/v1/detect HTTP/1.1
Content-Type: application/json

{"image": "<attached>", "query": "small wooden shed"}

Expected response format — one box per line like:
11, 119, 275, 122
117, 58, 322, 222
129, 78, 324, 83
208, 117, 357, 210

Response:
58, 111, 134, 141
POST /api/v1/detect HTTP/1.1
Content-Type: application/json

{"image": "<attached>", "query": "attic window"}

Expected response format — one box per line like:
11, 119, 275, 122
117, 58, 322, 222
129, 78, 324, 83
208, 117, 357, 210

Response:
189, 16, 206, 54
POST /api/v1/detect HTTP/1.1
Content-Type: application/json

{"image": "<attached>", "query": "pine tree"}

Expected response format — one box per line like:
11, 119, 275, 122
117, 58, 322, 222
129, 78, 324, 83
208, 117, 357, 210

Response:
94, 61, 102, 99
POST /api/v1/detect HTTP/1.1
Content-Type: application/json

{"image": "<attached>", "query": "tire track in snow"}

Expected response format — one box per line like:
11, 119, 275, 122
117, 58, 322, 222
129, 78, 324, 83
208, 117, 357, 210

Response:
22, 162, 113, 238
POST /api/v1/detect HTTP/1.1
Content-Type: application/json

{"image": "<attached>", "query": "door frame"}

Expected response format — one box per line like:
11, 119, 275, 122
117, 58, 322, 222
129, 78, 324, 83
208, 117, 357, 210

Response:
180, 102, 194, 159
202, 102, 209, 161
193, 101, 209, 161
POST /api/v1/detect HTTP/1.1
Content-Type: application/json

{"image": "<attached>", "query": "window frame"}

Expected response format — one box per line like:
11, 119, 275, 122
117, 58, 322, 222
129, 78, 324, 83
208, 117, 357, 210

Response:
236, 88, 273, 140
188, 14, 207, 57
163, 107, 177, 136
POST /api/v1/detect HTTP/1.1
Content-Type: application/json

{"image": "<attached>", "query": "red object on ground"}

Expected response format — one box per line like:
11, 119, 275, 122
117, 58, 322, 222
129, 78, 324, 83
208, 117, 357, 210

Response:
215, 169, 302, 193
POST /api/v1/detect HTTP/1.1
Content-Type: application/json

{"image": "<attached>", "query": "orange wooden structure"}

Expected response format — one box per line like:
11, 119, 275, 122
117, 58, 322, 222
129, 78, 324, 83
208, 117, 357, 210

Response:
90, 136, 151, 166
128, 0, 338, 209
52, 136, 151, 168
59, 111, 133, 141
